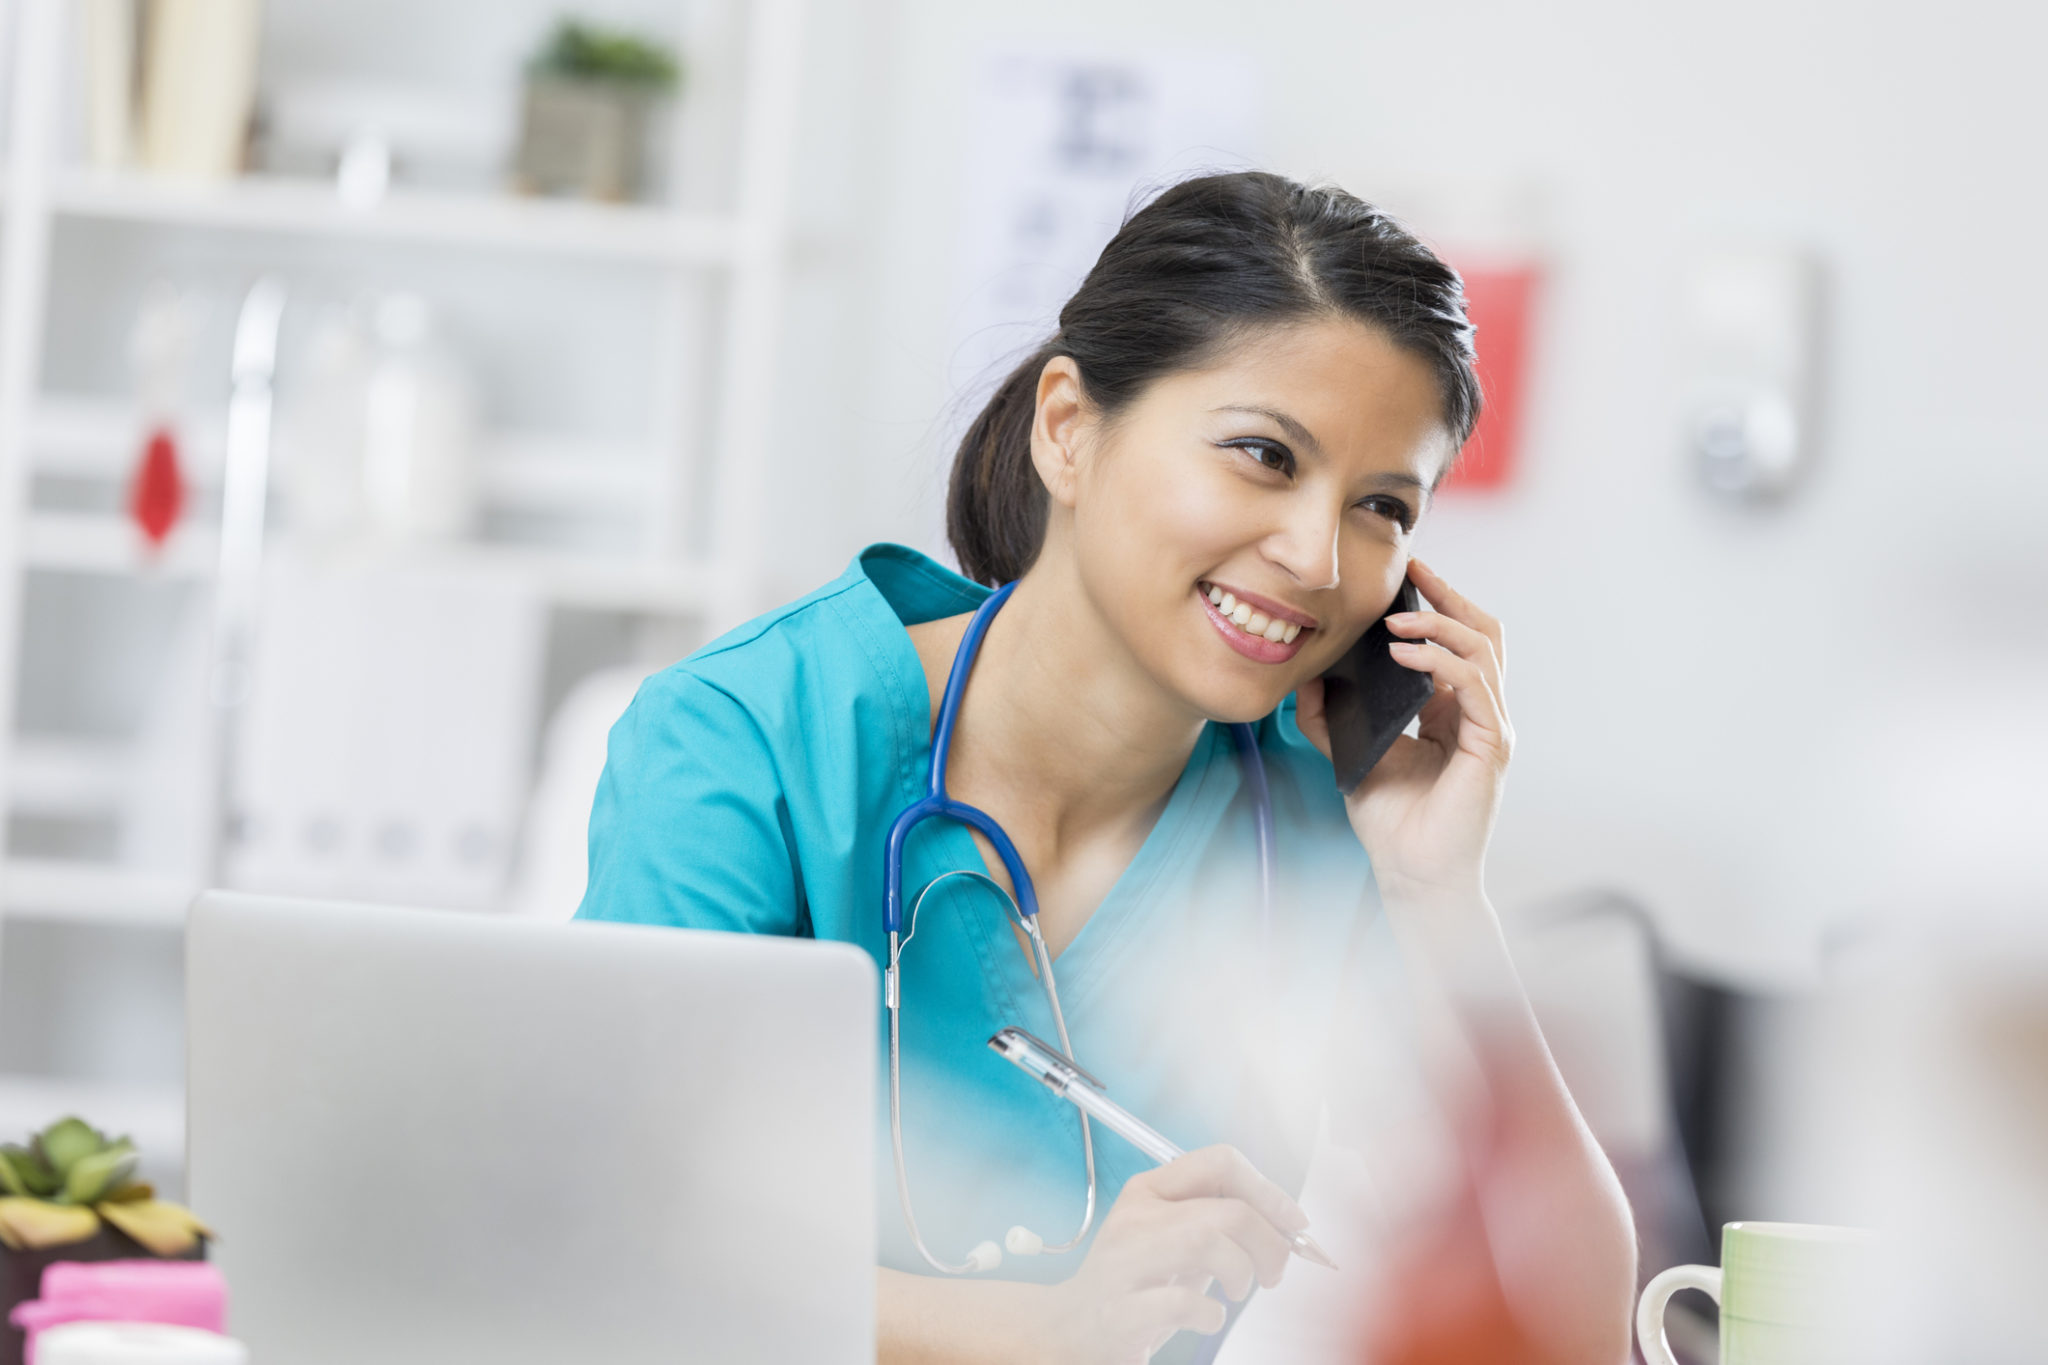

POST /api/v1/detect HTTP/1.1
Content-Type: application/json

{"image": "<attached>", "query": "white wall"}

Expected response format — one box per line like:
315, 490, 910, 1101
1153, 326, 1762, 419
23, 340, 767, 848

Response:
774, 0, 2048, 981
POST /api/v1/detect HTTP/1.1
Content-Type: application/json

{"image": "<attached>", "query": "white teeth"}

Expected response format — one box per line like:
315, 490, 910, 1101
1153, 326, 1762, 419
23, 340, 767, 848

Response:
1206, 584, 1306, 647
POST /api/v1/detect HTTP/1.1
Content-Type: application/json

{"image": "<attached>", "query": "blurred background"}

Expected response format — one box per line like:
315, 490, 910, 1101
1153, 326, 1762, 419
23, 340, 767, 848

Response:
0, 0, 2040, 1359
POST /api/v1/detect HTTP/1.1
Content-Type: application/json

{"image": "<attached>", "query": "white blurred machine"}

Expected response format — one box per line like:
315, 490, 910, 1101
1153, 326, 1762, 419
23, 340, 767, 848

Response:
185, 891, 877, 1365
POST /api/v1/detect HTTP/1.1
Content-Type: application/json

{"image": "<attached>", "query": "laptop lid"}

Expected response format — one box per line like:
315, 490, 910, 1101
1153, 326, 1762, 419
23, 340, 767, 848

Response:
186, 891, 875, 1364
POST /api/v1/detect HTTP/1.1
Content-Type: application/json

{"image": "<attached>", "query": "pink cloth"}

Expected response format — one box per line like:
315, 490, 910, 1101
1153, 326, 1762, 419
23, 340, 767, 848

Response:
8, 1261, 227, 1365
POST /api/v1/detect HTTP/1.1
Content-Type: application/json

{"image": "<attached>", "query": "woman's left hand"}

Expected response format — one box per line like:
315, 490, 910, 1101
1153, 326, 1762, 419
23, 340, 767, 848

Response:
1294, 557, 1513, 905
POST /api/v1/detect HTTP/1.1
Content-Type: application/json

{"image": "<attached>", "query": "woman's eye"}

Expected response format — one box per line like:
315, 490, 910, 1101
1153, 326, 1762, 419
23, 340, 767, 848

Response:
1228, 439, 1294, 476
1360, 496, 1416, 531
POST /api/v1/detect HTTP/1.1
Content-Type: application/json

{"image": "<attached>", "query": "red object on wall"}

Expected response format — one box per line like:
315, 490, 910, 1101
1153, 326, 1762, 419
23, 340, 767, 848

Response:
128, 426, 187, 549
1441, 262, 1539, 492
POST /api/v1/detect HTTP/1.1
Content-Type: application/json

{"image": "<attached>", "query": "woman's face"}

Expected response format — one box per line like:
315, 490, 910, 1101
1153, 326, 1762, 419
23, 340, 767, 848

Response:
1041, 315, 1458, 724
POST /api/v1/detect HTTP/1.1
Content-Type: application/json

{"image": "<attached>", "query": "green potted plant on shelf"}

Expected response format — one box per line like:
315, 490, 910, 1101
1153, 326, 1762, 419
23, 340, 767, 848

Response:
513, 19, 684, 203
0, 1118, 208, 1365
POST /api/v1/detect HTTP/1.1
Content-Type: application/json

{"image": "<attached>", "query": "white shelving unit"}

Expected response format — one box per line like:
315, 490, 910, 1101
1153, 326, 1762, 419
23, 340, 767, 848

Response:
0, 0, 806, 1155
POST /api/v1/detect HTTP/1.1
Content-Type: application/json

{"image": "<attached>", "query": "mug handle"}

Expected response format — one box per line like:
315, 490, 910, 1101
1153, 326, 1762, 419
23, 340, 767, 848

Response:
1636, 1263, 1723, 1365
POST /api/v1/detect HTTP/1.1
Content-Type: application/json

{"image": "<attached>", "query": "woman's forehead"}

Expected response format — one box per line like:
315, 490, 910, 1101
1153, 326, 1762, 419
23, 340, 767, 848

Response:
1152, 318, 1455, 468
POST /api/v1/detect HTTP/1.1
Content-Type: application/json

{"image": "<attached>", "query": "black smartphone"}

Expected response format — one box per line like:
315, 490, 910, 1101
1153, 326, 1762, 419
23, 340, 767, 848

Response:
1319, 579, 1433, 794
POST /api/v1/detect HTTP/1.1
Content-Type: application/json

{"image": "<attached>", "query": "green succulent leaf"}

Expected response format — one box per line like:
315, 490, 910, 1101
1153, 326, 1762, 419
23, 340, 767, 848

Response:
37, 1117, 105, 1178
2, 1143, 61, 1198
64, 1141, 138, 1205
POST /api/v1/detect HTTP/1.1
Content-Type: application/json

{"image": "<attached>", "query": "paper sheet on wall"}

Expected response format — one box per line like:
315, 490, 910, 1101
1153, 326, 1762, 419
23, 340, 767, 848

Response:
944, 46, 1263, 513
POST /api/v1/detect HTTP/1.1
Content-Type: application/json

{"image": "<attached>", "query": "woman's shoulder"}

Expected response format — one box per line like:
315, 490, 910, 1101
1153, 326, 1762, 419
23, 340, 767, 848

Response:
619, 543, 979, 759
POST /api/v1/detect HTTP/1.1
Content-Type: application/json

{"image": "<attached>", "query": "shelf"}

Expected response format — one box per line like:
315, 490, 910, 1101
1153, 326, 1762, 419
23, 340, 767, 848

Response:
0, 859, 195, 927
38, 168, 743, 265
22, 511, 219, 576
8, 736, 134, 816
17, 511, 719, 614
30, 395, 657, 510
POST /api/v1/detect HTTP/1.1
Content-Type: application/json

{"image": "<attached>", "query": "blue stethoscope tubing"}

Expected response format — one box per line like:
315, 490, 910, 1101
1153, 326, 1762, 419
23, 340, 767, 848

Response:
881, 578, 1279, 1275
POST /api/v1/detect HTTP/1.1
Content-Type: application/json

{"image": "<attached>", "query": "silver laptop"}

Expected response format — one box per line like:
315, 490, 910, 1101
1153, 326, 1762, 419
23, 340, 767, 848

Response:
186, 892, 876, 1364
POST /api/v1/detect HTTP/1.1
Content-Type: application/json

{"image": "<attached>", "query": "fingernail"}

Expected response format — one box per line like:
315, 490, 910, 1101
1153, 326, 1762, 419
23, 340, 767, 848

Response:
1389, 640, 1419, 652
1386, 612, 1417, 626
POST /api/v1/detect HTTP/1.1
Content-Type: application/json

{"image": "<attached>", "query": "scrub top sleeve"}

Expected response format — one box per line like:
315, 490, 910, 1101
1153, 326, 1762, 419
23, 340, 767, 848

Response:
576, 668, 806, 936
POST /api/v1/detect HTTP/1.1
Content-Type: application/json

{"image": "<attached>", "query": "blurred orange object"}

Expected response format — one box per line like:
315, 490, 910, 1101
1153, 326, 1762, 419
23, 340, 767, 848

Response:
1442, 263, 1538, 493
128, 426, 186, 549
1356, 1034, 1595, 1365
1360, 1175, 1568, 1365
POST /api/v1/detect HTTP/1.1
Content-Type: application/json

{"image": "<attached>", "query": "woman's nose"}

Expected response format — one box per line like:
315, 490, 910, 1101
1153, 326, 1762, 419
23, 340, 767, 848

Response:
1263, 496, 1342, 592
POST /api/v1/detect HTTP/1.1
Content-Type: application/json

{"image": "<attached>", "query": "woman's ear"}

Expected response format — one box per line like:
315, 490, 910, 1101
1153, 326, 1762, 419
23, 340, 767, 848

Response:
1029, 356, 1091, 509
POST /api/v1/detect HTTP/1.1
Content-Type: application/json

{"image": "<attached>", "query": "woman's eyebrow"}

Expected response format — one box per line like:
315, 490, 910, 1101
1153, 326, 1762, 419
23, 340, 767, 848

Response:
1212, 404, 1321, 454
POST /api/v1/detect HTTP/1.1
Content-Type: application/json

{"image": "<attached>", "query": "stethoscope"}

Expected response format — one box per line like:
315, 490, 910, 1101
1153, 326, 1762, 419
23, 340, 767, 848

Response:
882, 579, 1278, 1275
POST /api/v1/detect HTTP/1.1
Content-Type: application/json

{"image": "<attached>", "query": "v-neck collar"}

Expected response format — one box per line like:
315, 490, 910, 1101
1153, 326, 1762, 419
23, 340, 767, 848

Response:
844, 544, 1250, 1031
967, 722, 1243, 1019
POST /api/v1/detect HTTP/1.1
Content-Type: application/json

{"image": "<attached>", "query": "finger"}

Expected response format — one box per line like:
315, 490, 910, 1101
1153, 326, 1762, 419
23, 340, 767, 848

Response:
1291, 677, 1332, 760
1190, 1225, 1260, 1299
1106, 1206, 1261, 1299
1118, 1286, 1229, 1342
1384, 610, 1504, 699
1137, 1145, 1308, 1236
1190, 1197, 1294, 1289
1387, 640, 1511, 760
1407, 557, 1506, 677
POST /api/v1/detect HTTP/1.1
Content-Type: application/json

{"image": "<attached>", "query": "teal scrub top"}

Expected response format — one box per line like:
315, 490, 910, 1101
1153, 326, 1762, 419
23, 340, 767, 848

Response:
577, 543, 1388, 1295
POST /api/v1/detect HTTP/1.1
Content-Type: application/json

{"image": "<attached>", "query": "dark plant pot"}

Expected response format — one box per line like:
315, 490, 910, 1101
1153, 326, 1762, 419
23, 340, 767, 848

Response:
1, 1226, 205, 1365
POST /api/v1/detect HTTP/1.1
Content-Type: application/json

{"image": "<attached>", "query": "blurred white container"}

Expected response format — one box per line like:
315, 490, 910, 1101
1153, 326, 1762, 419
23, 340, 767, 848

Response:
275, 305, 373, 543
138, 0, 262, 178
363, 293, 477, 543
276, 294, 477, 546
37, 1323, 246, 1365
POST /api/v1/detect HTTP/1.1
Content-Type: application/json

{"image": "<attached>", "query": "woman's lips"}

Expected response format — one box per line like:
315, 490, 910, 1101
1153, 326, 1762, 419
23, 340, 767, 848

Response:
1197, 584, 1312, 664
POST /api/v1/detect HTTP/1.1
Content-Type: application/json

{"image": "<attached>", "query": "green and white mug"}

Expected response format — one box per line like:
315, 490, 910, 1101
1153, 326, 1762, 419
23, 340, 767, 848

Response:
1637, 1221, 1875, 1365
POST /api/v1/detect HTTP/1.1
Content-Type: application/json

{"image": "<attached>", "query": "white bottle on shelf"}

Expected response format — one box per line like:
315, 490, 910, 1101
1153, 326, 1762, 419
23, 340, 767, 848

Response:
362, 292, 477, 544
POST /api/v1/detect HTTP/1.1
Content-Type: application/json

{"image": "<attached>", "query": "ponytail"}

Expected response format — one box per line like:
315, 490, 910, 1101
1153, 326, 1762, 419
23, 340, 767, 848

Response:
946, 340, 1063, 587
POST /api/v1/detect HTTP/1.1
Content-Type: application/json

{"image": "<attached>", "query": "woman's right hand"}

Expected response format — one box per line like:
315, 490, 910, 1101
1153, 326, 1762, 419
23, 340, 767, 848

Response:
1032, 1145, 1307, 1364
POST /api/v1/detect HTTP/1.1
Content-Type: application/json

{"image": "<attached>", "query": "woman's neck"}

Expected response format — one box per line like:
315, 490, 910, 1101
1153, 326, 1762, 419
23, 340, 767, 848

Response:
912, 556, 1206, 862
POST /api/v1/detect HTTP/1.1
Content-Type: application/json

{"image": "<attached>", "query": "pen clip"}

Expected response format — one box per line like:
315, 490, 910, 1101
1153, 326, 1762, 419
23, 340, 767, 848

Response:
988, 1026, 1106, 1092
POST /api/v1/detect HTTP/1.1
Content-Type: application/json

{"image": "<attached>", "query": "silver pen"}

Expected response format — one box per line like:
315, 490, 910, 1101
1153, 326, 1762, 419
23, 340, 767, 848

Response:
988, 1026, 1337, 1270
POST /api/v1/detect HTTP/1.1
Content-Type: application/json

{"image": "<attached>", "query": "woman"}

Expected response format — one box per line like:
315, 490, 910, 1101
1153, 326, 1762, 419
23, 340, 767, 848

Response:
579, 171, 1634, 1363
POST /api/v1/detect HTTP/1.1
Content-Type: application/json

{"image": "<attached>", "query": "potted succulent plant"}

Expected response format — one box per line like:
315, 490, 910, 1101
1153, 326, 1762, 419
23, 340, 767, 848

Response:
513, 19, 683, 203
0, 1119, 208, 1365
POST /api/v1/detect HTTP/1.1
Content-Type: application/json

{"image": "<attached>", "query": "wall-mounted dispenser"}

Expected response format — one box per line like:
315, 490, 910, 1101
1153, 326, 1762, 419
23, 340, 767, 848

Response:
1681, 247, 1823, 502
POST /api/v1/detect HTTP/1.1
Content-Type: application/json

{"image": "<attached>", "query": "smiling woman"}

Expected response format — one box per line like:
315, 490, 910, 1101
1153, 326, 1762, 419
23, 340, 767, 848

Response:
578, 171, 1635, 1365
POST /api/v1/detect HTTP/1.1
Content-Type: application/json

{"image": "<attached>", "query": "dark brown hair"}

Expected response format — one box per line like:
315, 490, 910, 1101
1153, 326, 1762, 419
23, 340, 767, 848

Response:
946, 171, 1482, 586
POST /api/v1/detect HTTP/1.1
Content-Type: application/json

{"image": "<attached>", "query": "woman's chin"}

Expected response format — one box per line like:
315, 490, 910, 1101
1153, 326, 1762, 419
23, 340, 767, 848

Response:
1180, 674, 1302, 728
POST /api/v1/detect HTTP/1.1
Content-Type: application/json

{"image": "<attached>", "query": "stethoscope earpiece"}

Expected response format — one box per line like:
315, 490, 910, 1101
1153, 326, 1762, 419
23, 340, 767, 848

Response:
1005, 1226, 1045, 1256
966, 1241, 1002, 1273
